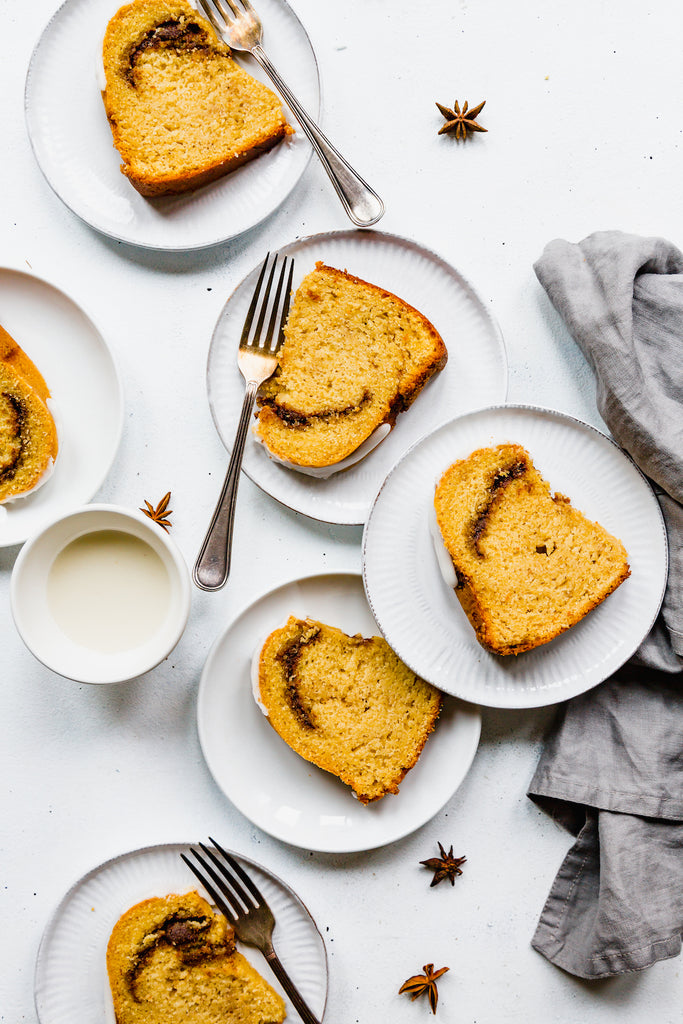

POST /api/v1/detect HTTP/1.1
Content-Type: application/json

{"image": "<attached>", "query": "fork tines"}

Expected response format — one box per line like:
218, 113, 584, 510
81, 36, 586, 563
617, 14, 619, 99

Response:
181, 838, 265, 922
241, 252, 294, 353
198, 0, 255, 27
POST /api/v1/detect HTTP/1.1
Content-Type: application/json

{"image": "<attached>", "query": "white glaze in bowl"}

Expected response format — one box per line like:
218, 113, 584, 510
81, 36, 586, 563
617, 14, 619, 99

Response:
11, 504, 191, 683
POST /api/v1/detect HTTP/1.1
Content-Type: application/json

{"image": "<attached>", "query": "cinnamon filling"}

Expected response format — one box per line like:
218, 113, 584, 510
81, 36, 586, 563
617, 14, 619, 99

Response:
471, 459, 528, 556
126, 912, 222, 1001
276, 624, 321, 729
0, 392, 25, 483
261, 390, 373, 429
125, 18, 218, 86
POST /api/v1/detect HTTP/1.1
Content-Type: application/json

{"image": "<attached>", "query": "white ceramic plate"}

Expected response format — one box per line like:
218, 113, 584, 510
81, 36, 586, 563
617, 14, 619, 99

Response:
362, 405, 668, 709
34, 842, 328, 1024
198, 572, 482, 852
25, 0, 319, 250
207, 229, 507, 524
0, 267, 123, 547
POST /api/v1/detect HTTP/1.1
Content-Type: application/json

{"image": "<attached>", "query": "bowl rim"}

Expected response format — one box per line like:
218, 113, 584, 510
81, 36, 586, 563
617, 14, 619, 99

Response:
10, 502, 192, 684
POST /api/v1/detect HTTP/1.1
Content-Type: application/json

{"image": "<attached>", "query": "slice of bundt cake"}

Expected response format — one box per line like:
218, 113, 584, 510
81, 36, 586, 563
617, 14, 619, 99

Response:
106, 890, 286, 1024
101, 0, 292, 196
257, 616, 442, 802
0, 326, 58, 503
433, 443, 630, 655
253, 263, 447, 470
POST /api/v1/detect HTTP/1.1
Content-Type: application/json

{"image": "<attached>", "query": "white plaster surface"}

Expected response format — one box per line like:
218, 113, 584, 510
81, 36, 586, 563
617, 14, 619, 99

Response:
1, 1, 681, 1021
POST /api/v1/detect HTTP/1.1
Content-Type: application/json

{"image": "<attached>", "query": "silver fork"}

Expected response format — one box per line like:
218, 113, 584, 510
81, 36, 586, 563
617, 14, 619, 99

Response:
193, 253, 294, 591
197, 0, 384, 227
182, 839, 323, 1024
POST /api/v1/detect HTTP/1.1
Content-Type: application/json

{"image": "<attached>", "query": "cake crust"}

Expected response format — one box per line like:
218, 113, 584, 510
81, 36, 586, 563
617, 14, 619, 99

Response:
434, 443, 631, 655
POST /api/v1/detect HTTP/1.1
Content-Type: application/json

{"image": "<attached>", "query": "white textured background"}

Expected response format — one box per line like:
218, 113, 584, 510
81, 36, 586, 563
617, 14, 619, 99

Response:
1, 1, 681, 1021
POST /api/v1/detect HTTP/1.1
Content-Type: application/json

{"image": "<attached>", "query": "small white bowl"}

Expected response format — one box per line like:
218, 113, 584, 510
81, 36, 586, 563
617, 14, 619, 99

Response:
11, 504, 191, 683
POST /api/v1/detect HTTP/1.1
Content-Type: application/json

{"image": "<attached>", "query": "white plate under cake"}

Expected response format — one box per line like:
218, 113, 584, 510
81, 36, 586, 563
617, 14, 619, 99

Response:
25, 0, 319, 249
34, 843, 327, 1024
207, 230, 507, 524
362, 405, 667, 709
0, 267, 122, 547
197, 573, 482, 852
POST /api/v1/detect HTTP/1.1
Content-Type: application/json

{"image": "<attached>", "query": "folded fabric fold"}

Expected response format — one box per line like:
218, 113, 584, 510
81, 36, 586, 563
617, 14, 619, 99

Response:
534, 229, 683, 670
529, 808, 683, 979
529, 230, 683, 979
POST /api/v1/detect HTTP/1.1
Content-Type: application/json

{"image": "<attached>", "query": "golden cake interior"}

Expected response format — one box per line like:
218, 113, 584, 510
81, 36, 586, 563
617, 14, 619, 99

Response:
102, 0, 292, 196
434, 442, 630, 655
254, 263, 447, 468
106, 890, 287, 1024
258, 616, 442, 802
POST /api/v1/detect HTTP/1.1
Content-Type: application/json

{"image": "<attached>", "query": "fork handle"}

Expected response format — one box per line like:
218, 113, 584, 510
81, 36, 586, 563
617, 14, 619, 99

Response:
264, 946, 322, 1024
251, 44, 384, 228
193, 380, 259, 591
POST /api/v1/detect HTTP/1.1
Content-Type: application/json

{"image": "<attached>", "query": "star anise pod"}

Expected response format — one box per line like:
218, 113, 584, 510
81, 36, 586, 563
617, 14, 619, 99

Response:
420, 842, 467, 886
436, 98, 487, 139
140, 491, 173, 532
399, 964, 449, 1014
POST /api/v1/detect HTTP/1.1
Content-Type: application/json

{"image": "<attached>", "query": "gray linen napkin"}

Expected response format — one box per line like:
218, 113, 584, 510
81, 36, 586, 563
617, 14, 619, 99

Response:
528, 230, 683, 978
